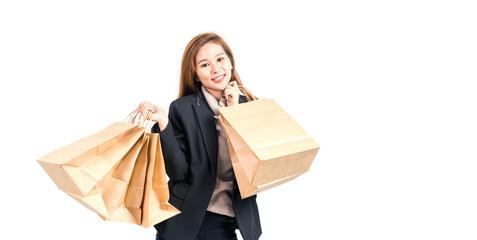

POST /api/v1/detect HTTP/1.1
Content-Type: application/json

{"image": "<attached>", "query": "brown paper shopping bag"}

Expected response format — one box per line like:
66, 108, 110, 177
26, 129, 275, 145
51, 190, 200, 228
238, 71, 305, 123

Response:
65, 135, 146, 224
37, 122, 145, 196
218, 99, 320, 199
140, 133, 180, 227
38, 111, 179, 227
70, 132, 180, 226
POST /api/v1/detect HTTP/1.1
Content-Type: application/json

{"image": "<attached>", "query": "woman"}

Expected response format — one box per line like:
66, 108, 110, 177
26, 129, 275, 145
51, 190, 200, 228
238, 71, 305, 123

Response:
137, 33, 262, 240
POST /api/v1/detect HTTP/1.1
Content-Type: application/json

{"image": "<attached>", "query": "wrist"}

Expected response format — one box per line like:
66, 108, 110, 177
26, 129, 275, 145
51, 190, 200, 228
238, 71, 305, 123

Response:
158, 118, 169, 131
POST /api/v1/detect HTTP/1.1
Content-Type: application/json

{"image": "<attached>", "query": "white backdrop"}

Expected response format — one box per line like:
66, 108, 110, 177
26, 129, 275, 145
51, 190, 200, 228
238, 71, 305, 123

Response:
1, 1, 476, 239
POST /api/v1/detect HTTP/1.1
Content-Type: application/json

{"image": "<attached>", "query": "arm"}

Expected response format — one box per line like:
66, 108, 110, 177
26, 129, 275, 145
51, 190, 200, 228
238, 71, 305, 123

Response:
152, 101, 189, 182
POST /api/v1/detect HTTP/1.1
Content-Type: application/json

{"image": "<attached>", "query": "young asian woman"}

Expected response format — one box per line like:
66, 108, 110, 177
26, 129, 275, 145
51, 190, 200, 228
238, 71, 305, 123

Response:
137, 33, 261, 240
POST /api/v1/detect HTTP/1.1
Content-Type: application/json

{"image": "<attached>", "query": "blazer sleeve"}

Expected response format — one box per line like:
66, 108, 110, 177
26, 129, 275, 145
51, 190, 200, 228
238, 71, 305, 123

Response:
152, 100, 189, 181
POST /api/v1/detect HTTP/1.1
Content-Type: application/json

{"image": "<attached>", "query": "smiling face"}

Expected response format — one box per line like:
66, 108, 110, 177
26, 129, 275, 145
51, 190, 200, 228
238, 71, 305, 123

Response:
195, 42, 233, 99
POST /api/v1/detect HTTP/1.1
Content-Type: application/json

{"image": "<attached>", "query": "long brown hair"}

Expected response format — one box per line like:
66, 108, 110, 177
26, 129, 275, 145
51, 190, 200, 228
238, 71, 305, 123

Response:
178, 32, 257, 101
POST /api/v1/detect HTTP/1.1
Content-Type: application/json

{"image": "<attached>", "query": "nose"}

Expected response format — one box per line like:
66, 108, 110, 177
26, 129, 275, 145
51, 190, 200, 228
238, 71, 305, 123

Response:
211, 63, 220, 74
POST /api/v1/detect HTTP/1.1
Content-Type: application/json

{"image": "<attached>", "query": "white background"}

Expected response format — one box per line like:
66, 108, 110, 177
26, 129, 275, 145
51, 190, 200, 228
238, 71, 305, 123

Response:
1, 0, 476, 239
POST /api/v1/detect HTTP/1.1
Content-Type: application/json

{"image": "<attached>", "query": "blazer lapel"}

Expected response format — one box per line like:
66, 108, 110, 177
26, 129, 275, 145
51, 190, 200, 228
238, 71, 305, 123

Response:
192, 92, 218, 177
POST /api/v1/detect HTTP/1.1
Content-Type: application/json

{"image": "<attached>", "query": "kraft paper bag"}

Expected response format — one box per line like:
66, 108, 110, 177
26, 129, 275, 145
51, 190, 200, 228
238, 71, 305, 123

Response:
218, 99, 320, 199
140, 133, 180, 227
67, 133, 180, 226
37, 122, 145, 196
38, 111, 180, 227
65, 135, 146, 224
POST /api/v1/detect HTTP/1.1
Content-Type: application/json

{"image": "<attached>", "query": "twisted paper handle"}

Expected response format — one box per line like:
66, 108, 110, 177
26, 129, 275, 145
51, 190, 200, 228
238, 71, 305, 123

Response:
123, 110, 140, 124
124, 110, 154, 133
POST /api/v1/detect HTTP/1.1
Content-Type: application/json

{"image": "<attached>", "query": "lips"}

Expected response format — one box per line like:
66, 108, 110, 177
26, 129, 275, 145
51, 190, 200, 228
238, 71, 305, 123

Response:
212, 74, 225, 83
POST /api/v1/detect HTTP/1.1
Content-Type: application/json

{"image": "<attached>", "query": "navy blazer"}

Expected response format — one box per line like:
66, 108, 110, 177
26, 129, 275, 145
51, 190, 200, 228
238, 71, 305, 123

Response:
152, 87, 262, 240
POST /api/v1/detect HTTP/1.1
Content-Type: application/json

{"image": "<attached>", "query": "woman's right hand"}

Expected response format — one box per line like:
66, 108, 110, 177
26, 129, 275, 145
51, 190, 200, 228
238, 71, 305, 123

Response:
136, 101, 169, 131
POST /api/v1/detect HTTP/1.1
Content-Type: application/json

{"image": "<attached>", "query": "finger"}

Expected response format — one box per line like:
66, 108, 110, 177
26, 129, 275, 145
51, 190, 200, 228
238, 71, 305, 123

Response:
227, 80, 236, 89
144, 103, 153, 110
225, 88, 235, 95
139, 101, 150, 112
137, 102, 144, 110
224, 90, 233, 97
226, 95, 234, 106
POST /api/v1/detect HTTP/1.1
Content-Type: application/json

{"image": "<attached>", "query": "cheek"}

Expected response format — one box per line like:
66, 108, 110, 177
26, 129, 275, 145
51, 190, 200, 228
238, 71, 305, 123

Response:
225, 60, 233, 69
222, 61, 232, 73
196, 69, 209, 81
226, 64, 233, 76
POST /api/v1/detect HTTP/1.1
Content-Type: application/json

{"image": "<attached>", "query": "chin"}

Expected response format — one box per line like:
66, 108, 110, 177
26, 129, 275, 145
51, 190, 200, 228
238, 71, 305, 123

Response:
212, 80, 229, 89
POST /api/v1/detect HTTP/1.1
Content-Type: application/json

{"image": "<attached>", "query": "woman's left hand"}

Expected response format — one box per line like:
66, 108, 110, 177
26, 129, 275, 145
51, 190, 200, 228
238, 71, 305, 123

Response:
224, 81, 240, 106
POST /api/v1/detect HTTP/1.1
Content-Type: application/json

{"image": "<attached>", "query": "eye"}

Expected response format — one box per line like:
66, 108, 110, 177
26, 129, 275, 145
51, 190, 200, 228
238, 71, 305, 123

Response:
200, 63, 209, 68
217, 57, 224, 62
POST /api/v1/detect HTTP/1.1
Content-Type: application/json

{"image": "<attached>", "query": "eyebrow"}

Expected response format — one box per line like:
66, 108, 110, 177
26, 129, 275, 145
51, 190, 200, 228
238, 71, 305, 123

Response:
197, 53, 226, 65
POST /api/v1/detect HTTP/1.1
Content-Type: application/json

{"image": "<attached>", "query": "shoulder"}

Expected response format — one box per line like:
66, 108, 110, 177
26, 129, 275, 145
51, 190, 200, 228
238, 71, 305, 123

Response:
168, 94, 198, 116
169, 94, 197, 109
172, 94, 197, 105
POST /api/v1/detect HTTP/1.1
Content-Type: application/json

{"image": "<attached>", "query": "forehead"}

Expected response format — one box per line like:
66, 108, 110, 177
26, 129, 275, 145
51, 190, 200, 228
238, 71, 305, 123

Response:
196, 42, 225, 62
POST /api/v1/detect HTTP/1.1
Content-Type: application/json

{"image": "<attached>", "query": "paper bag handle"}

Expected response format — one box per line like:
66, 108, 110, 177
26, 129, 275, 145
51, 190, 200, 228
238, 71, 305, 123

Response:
124, 110, 154, 132
124, 110, 141, 123
142, 111, 154, 133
